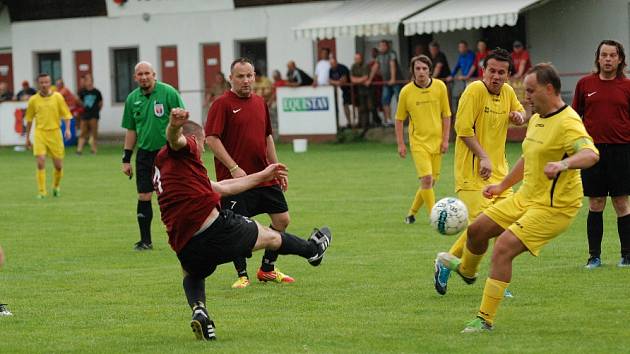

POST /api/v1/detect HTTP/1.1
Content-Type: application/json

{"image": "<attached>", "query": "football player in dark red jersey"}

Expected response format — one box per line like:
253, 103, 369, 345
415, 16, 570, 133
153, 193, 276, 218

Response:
154, 108, 332, 340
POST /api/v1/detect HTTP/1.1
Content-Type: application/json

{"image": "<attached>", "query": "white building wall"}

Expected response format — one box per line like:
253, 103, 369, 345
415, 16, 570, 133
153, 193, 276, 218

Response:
8, 1, 342, 134
526, 0, 630, 94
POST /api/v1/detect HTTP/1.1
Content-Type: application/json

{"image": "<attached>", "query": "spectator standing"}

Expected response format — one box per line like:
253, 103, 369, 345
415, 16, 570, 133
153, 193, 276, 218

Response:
350, 52, 371, 129
77, 74, 103, 155
0, 81, 13, 101
16, 80, 37, 101
286, 61, 313, 87
370, 40, 402, 127
572, 40, 630, 268
473, 39, 490, 79
313, 48, 331, 87
429, 41, 451, 80
270, 70, 286, 107
253, 69, 273, 106
510, 40, 532, 80
329, 56, 353, 128
450, 40, 476, 81
56, 79, 83, 126
367, 48, 383, 127
120, 61, 185, 251
203, 72, 230, 126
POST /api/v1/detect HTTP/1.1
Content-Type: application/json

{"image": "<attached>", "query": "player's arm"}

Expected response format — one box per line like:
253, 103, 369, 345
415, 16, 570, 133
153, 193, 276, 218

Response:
394, 89, 408, 158
205, 135, 245, 178
121, 130, 137, 178
545, 148, 599, 179
211, 163, 287, 196
165, 108, 189, 151
441, 115, 451, 153
460, 136, 492, 180
483, 157, 524, 198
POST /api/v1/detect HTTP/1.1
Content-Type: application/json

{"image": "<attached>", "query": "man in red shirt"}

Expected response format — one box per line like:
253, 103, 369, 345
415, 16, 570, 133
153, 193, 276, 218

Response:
573, 40, 630, 268
510, 41, 531, 80
155, 108, 332, 340
205, 58, 292, 289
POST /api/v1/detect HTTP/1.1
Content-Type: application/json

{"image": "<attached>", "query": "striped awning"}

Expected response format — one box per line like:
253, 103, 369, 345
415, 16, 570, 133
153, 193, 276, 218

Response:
403, 0, 544, 36
293, 0, 439, 39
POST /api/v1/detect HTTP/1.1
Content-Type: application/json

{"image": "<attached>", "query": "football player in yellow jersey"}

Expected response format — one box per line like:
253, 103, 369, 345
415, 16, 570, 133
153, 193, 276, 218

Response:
395, 55, 451, 224
434, 48, 525, 295
25, 73, 73, 198
436, 64, 599, 332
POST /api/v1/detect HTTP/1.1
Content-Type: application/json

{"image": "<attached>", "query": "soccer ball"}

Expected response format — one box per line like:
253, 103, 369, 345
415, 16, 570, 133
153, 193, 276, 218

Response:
430, 198, 468, 235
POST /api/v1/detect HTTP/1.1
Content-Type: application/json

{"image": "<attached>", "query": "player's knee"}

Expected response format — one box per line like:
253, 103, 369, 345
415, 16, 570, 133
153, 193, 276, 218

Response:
138, 192, 152, 201
271, 214, 290, 231
611, 197, 630, 215
589, 197, 606, 211
259, 227, 282, 249
420, 175, 433, 189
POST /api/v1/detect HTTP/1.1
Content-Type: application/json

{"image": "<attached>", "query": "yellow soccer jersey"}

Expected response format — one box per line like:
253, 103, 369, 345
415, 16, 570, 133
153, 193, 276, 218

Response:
454, 81, 524, 191
25, 92, 72, 131
396, 79, 451, 154
518, 105, 598, 208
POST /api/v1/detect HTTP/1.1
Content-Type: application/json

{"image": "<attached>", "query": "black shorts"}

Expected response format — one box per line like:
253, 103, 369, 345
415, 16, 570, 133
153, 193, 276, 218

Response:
177, 209, 259, 278
221, 184, 288, 217
581, 143, 630, 197
136, 149, 159, 193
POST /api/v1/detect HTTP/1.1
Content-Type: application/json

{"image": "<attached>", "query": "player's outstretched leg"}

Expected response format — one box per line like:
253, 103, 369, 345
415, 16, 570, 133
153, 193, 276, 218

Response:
190, 301, 216, 341
254, 225, 332, 267
436, 252, 477, 284
433, 258, 451, 295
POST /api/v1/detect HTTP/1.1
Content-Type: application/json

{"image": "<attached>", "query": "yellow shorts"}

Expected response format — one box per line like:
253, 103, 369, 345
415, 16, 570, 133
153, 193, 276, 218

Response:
483, 193, 579, 256
457, 189, 512, 222
411, 148, 441, 180
33, 129, 65, 159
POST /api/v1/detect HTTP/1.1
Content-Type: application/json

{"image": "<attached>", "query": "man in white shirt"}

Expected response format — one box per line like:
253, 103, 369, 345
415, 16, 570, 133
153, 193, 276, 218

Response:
313, 48, 331, 86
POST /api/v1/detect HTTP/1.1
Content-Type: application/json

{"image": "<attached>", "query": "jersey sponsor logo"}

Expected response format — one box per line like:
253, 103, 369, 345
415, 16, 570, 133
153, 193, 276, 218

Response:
232, 108, 242, 114
587, 91, 597, 97
282, 96, 329, 112
154, 102, 164, 117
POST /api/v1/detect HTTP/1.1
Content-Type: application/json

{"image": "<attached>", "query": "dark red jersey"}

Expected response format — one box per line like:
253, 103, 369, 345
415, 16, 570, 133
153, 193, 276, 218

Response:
572, 74, 630, 144
204, 90, 275, 187
154, 136, 221, 253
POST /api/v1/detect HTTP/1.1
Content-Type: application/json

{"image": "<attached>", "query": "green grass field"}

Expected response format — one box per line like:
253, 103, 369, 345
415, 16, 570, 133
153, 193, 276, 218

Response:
0, 141, 628, 353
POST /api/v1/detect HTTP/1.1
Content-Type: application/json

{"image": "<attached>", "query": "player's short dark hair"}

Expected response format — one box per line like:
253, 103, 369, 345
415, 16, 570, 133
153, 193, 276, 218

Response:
37, 73, 50, 80
182, 121, 204, 140
527, 63, 562, 95
595, 40, 627, 78
484, 47, 514, 74
230, 57, 254, 72
409, 55, 433, 74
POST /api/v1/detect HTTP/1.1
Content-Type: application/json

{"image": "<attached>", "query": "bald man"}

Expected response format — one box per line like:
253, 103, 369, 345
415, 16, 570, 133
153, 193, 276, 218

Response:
121, 61, 185, 251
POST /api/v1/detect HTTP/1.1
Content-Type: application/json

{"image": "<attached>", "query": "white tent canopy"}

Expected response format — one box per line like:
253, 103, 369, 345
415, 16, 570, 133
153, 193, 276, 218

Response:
293, 0, 439, 39
403, 0, 544, 36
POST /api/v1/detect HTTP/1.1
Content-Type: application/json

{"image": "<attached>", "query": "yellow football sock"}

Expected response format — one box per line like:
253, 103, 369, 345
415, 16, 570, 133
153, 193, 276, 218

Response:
419, 188, 435, 216
449, 230, 468, 258
53, 168, 63, 188
478, 277, 509, 325
460, 245, 485, 278
36, 169, 46, 195
408, 188, 424, 216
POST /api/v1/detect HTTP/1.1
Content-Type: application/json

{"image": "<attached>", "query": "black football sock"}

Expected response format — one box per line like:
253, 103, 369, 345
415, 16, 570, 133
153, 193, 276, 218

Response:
278, 232, 316, 258
261, 224, 281, 272
587, 211, 603, 258
137, 200, 153, 244
617, 214, 630, 257
183, 275, 206, 308
233, 258, 248, 278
